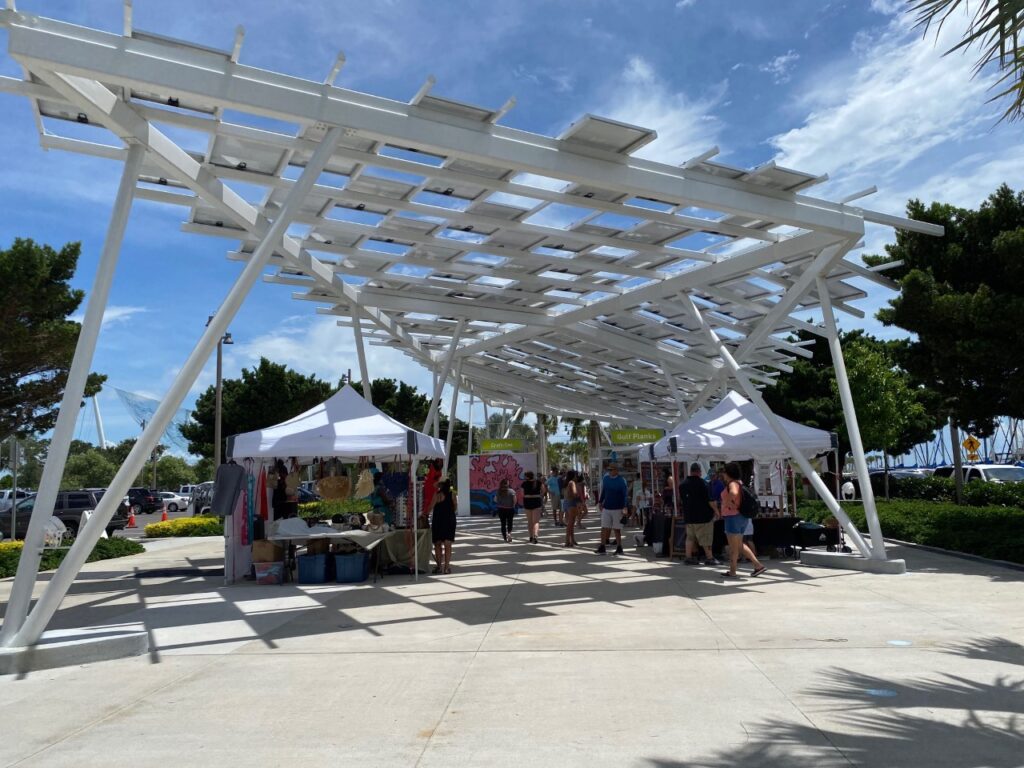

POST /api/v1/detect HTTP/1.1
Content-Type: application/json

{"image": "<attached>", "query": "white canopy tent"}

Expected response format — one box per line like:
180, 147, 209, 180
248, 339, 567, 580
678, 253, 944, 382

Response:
227, 385, 445, 462
651, 390, 831, 461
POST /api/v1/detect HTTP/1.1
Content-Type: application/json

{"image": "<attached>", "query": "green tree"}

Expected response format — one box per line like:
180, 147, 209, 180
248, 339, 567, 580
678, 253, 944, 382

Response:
149, 455, 196, 490
62, 449, 116, 489
867, 185, 1024, 434
0, 238, 106, 437
193, 456, 215, 483
181, 358, 335, 459
352, 378, 433, 428
911, 0, 1024, 121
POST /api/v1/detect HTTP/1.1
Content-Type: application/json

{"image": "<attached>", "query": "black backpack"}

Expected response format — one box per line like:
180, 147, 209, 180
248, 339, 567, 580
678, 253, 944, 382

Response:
740, 484, 760, 518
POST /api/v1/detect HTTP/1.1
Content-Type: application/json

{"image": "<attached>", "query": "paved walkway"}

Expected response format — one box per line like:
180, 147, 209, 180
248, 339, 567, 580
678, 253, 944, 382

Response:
1, 520, 1022, 767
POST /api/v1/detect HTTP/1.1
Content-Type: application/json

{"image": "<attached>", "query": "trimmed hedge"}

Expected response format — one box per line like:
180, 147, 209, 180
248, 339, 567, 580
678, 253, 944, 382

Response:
0, 537, 145, 578
144, 516, 224, 538
298, 498, 372, 521
797, 499, 1024, 564
877, 475, 1024, 509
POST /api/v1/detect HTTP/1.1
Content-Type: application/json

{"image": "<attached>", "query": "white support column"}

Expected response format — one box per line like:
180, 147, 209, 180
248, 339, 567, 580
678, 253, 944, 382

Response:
92, 396, 107, 449
442, 360, 464, 474
663, 369, 686, 418
423, 319, 466, 433
467, 392, 475, 455
817, 277, 887, 558
502, 407, 523, 439
483, 401, 490, 439
536, 412, 548, 477
0, 143, 143, 647
10, 127, 344, 648
351, 317, 372, 405
681, 294, 875, 559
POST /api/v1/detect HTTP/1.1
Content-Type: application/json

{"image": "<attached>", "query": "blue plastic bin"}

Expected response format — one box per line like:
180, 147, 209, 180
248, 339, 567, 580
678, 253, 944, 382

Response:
335, 551, 369, 583
297, 553, 328, 584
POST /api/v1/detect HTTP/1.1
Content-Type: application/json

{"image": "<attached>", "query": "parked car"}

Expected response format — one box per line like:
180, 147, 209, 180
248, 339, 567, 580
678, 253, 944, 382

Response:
933, 464, 1024, 484
298, 486, 320, 504
127, 487, 164, 515
0, 489, 130, 539
159, 491, 189, 513
0, 489, 33, 512
189, 481, 215, 516
178, 484, 197, 497
844, 468, 934, 499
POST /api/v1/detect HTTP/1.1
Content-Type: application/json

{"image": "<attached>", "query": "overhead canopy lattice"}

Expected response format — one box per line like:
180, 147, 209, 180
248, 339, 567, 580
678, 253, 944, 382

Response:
0, 9, 942, 428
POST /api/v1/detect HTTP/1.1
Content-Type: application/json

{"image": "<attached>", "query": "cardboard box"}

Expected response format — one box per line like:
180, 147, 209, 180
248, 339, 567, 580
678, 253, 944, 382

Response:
306, 538, 330, 556
252, 540, 284, 562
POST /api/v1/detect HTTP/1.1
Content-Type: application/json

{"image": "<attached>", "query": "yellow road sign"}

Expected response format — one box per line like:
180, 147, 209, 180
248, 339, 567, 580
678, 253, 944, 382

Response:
962, 435, 981, 453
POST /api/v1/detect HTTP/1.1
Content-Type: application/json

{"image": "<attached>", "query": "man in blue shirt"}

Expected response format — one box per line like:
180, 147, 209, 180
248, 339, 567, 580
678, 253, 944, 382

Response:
547, 468, 564, 527
596, 463, 629, 555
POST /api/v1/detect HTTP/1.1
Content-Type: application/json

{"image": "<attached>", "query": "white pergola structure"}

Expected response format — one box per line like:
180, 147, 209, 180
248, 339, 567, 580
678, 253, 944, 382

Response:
0, 5, 940, 650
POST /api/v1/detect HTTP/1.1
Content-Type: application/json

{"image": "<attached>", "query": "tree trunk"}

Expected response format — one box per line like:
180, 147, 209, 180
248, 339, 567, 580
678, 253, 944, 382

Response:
883, 450, 890, 501
950, 418, 965, 506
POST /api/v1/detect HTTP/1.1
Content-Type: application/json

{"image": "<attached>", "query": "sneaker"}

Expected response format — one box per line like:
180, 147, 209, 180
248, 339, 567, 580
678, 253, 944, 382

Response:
684, 557, 700, 565
703, 558, 719, 566
595, 544, 607, 555
614, 545, 624, 556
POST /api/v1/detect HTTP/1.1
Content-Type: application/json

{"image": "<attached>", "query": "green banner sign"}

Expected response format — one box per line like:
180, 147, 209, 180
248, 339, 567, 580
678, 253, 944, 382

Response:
609, 428, 664, 444
480, 438, 524, 452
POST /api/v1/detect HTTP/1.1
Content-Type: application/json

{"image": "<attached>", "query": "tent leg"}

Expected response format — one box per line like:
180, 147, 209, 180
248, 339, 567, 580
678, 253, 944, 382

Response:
352, 317, 372, 405
411, 458, 420, 582
681, 295, 874, 559
9, 127, 345, 649
467, 393, 475, 455
817, 277, 886, 558
442, 360, 463, 475
0, 144, 144, 647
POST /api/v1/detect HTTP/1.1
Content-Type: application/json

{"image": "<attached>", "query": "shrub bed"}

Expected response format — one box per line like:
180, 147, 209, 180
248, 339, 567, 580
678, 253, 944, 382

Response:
0, 537, 145, 578
144, 516, 224, 538
878, 475, 1024, 509
298, 498, 372, 521
796, 499, 1024, 564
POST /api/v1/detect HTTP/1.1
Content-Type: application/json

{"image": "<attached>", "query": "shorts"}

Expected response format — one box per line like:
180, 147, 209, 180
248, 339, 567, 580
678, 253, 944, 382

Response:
723, 515, 748, 535
687, 521, 714, 547
743, 518, 754, 537
601, 508, 624, 530
561, 499, 575, 514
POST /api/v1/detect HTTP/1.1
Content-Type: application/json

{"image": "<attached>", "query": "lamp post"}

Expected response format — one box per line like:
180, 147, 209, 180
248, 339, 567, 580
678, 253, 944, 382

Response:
208, 315, 234, 468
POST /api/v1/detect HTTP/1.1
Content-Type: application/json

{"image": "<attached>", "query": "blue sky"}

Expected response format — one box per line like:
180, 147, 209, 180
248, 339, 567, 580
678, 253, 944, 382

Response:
1, 0, 1021, 451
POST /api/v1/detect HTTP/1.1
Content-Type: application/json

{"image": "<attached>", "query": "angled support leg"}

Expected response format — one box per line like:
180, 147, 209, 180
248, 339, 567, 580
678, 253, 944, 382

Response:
680, 294, 874, 559
442, 360, 464, 474
1, 143, 144, 647
351, 317, 372, 404
423, 319, 466, 433
10, 126, 344, 648
817, 276, 887, 558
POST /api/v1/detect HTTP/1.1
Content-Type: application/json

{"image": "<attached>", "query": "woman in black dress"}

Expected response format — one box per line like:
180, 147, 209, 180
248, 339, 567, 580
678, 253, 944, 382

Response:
521, 471, 545, 544
430, 479, 457, 574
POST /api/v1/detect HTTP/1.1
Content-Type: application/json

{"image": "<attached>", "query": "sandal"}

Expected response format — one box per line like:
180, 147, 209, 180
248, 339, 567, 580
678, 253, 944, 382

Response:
443, 565, 452, 574
721, 572, 743, 579
431, 565, 441, 575
751, 566, 767, 578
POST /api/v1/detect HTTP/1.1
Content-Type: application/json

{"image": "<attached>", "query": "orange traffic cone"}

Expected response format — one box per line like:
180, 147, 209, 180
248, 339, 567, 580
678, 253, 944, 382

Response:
126, 510, 137, 528
160, 507, 168, 522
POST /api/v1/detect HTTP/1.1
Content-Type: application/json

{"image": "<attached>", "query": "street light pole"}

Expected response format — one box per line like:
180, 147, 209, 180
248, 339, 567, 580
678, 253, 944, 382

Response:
213, 331, 233, 467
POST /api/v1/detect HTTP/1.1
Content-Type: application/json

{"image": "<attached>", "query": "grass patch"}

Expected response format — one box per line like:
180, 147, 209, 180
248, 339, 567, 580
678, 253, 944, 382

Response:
145, 516, 224, 538
0, 537, 145, 578
797, 499, 1024, 564
298, 498, 372, 521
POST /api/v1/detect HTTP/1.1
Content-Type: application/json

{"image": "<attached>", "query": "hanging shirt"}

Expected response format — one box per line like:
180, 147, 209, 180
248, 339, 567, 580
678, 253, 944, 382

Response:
211, 463, 246, 517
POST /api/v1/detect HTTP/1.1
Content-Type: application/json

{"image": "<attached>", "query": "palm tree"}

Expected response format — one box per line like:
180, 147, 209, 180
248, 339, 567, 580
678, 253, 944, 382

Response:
911, 0, 1024, 121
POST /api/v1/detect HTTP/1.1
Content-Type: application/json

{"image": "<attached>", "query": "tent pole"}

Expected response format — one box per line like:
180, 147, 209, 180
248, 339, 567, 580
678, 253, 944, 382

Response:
423, 319, 466, 433
442, 360, 464, 475
467, 392, 475, 455
816, 276, 886, 558
352, 317, 372, 405
680, 293, 873, 558
411, 458, 419, 582
10, 126, 345, 648
1, 144, 143, 647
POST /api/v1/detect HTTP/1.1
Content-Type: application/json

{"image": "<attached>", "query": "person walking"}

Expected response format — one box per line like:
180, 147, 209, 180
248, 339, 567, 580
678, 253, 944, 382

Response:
679, 462, 717, 565
633, 478, 652, 527
562, 469, 581, 547
521, 471, 545, 544
596, 463, 628, 555
495, 479, 517, 543
719, 462, 767, 579
430, 479, 457, 574
547, 468, 563, 526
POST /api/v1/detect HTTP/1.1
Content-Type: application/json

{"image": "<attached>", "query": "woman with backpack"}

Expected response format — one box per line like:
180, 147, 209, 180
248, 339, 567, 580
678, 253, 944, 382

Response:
719, 462, 767, 580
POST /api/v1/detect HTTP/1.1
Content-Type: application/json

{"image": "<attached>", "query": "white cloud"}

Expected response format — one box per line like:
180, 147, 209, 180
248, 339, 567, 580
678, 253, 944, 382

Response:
675, 0, 697, 10
869, 0, 904, 15
70, 305, 148, 328
759, 50, 800, 84
769, 8, 998, 189
597, 56, 726, 165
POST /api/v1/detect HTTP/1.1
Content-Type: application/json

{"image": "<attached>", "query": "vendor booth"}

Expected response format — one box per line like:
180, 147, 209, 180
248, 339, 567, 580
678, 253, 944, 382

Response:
223, 385, 445, 584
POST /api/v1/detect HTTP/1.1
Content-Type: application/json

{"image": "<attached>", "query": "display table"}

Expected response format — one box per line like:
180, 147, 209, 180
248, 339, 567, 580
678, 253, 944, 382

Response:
267, 528, 432, 579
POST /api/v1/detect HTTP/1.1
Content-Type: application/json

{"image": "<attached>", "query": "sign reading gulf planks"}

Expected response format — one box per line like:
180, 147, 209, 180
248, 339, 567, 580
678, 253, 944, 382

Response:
609, 429, 664, 444
480, 438, 524, 452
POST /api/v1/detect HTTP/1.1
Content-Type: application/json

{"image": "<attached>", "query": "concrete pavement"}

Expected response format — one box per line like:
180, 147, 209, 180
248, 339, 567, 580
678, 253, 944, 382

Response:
1, 520, 1021, 767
